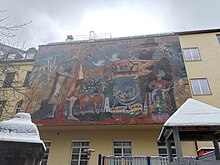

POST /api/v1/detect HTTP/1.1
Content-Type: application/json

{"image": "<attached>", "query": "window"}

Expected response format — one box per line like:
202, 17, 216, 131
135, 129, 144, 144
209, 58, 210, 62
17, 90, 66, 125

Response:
40, 141, 51, 165
0, 100, 6, 116
71, 141, 90, 165
217, 34, 220, 44
15, 100, 23, 114
183, 48, 201, 61
190, 79, 211, 95
23, 71, 32, 87
113, 141, 132, 156
158, 142, 176, 157
2, 72, 15, 88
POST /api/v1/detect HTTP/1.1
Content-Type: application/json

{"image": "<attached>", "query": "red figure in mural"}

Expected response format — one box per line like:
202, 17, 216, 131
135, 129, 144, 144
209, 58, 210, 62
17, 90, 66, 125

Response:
46, 54, 82, 120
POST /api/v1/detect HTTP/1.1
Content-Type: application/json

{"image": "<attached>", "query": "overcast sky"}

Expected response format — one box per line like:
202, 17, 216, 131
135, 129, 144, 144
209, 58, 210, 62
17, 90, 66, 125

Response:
1, 0, 220, 49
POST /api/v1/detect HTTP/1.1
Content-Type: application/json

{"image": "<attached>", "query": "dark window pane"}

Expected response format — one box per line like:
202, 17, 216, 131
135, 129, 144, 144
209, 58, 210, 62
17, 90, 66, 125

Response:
157, 142, 165, 146
159, 148, 167, 154
172, 149, 176, 154
0, 100, 6, 116
170, 142, 175, 146
123, 148, 131, 154
73, 142, 81, 146
0, 100, 6, 109
82, 142, 89, 146
3, 72, 15, 88
71, 161, 78, 165
81, 155, 88, 159
72, 148, 80, 153
114, 148, 122, 156
72, 155, 79, 159
114, 142, 122, 146
80, 161, 88, 165
23, 71, 32, 87
123, 142, 131, 146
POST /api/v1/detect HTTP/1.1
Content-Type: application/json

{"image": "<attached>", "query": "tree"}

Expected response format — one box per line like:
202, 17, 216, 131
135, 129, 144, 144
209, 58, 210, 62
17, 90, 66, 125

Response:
0, 10, 31, 47
0, 10, 34, 120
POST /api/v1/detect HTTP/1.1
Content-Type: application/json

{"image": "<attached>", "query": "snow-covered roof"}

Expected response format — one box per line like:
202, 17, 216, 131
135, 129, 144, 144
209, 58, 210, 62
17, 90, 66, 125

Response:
164, 98, 220, 127
0, 113, 44, 144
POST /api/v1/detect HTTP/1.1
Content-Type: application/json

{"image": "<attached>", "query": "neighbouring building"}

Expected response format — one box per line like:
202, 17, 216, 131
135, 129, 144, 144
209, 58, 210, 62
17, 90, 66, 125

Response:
2, 28, 219, 165
0, 43, 36, 120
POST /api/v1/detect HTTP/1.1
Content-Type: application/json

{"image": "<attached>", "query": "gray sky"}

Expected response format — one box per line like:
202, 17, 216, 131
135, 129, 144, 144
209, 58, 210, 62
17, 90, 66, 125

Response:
1, 0, 220, 49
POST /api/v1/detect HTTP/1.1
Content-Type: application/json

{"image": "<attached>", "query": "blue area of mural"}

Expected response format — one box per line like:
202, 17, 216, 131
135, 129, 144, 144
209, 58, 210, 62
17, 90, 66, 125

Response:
26, 35, 191, 125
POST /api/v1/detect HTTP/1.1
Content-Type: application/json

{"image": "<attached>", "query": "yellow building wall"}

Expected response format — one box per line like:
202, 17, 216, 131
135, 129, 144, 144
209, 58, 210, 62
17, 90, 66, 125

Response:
39, 126, 196, 165
179, 32, 220, 152
0, 61, 34, 120
179, 32, 220, 108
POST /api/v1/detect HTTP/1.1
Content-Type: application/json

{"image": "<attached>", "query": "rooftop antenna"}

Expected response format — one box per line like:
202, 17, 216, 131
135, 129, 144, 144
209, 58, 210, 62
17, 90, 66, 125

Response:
89, 31, 98, 40
66, 35, 74, 41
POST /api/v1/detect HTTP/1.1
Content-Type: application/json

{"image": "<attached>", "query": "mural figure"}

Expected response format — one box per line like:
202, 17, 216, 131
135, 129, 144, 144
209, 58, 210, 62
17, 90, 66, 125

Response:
45, 56, 81, 120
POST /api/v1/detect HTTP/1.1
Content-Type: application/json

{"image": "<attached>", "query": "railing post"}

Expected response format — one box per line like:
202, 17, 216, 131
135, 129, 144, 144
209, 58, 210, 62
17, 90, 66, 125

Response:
147, 156, 151, 165
98, 154, 102, 165
213, 140, 220, 160
166, 140, 173, 163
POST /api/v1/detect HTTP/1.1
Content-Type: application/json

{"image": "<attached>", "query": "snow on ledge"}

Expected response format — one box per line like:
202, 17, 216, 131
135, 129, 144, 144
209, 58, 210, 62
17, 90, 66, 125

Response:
0, 113, 44, 144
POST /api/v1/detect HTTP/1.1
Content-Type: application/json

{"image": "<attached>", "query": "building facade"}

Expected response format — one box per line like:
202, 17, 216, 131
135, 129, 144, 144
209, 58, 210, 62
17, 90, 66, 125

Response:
26, 34, 193, 165
179, 29, 220, 152
0, 44, 36, 120
1, 29, 220, 165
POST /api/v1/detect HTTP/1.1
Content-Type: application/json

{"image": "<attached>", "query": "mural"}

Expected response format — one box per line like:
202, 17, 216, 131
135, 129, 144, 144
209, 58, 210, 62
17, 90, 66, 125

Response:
25, 35, 191, 126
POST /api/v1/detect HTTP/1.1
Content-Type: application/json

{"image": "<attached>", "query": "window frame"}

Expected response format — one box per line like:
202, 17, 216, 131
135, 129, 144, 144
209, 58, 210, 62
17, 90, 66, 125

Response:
14, 100, 23, 114
216, 34, 220, 44
0, 100, 7, 116
23, 71, 32, 87
2, 72, 16, 88
190, 78, 211, 96
40, 140, 51, 165
158, 141, 176, 157
183, 47, 201, 62
113, 140, 132, 156
71, 140, 90, 165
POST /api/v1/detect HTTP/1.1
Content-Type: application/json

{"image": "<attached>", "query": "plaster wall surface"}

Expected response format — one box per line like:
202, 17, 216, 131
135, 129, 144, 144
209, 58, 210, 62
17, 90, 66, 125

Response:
179, 32, 220, 108
39, 127, 196, 165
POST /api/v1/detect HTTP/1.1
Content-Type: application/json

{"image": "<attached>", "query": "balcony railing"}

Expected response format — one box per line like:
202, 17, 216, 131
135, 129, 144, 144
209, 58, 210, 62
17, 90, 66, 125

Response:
169, 159, 220, 165
98, 155, 169, 165
98, 155, 220, 165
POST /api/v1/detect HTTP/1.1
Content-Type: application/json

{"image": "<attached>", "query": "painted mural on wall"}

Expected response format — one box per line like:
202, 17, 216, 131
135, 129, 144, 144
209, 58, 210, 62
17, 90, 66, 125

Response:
25, 35, 191, 126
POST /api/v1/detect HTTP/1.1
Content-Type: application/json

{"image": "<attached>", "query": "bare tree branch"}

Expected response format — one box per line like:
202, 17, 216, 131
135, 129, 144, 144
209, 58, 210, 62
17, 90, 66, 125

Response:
0, 11, 35, 120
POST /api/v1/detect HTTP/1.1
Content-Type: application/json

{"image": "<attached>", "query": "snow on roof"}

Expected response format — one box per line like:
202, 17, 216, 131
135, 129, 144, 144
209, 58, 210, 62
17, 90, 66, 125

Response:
164, 98, 220, 127
0, 113, 44, 144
